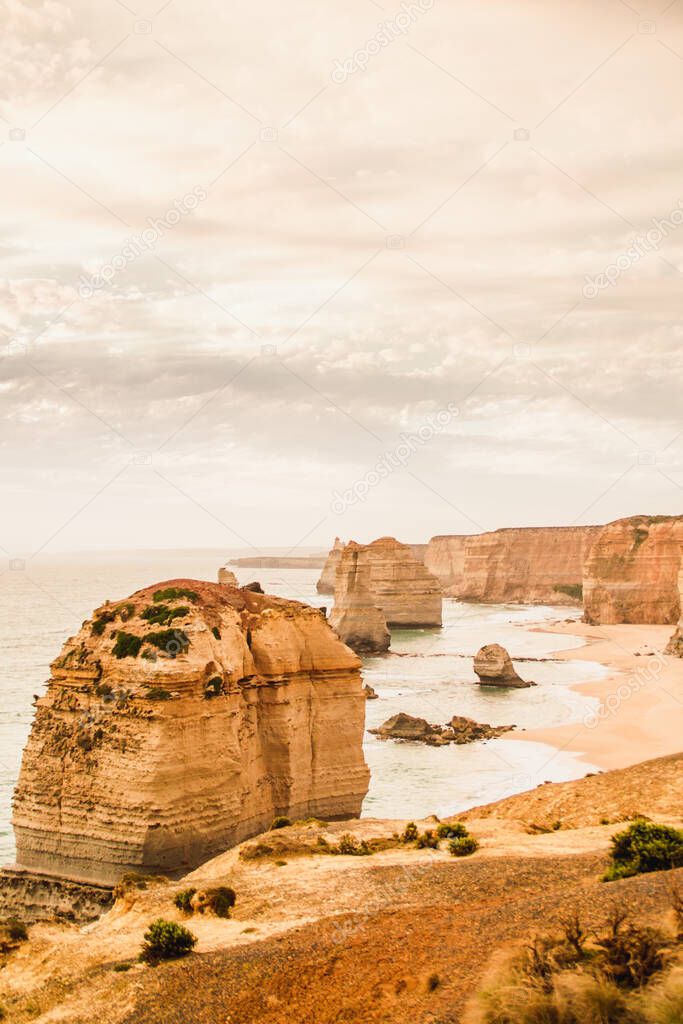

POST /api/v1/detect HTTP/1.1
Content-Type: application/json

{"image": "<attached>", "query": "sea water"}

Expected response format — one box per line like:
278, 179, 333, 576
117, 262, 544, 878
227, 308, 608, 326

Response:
0, 551, 607, 862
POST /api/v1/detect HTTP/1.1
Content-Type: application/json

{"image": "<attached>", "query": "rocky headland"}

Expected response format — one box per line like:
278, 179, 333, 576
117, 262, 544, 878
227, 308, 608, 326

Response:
9, 580, 369, 888
328, 543, 390, 654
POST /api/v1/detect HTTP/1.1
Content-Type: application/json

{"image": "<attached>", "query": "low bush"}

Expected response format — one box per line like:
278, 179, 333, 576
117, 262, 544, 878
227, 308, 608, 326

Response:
112, 962, 133, 972
270, 816, 292, 830
5, 919, 28, 942
140, 919, 196, 964
145, 629, 190, 657
401, 822, 419, 843
603, 819, 683, 881
112, 631, 143, 659
173, 888, 197, 914
449, 835, 479, 857
141, 604, 190, 627
212, 626, 221, 640
335, 833, 371, 856
114, 873, 168, 898
554, 583, 583, 601
145, 688, 171, 701
416, 830, 439, 850
195, 887, 236, 919
153, 587, 198, 604
436, 822, 468, 840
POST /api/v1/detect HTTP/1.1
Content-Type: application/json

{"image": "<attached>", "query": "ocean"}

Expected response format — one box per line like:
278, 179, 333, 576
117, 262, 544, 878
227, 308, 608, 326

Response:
0, 550, 607, 863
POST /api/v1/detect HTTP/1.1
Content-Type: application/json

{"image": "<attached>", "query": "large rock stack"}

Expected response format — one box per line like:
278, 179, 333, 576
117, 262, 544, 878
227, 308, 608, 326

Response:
11, 580, 370, 886
328, 544, 390, 654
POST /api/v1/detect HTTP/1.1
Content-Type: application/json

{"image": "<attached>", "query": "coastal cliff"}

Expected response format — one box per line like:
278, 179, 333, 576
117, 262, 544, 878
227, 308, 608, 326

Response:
328, 544, 391, 654
337, 537, 442, 627
425, 526, 598, 604
11, 580, 369, 886
583, 516, 683, 625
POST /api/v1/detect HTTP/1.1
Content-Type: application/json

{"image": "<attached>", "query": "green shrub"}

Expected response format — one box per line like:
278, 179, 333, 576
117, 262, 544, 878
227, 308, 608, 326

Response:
603, 820, 683, 881
270, 816, 292, 830
401, 822, 419, 843
153, 587, 198, 604
140, 919, 196, 964
112, 631, 143, 659
212, 626, 221, 640
554, 583, 583, 601
113, 962, 133, 972
6, 918, 28, 942
145, 630, 189, 657
141, 604, 190, 627
416, 830, 439, 850
427, 973, 440, 991
196, 887, 236, 918
173, 888, 197, 914
436, 822, 468, 840
449, 835, 479, 857
145, 688, 171, 701
92, 609, 117, 636
335, 833, 372, 856
204, 677, 222, 698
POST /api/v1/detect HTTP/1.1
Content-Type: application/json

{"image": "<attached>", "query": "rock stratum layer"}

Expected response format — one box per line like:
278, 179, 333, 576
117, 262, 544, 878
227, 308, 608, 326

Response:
328, 544, 390, 654
332, 538, 442, 627
425, 526, 599, 604
583, 516, 683, 625
12, 580, 369, 886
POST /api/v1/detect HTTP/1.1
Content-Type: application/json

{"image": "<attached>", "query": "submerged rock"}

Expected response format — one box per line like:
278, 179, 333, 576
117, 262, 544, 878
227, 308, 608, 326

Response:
370, 712, 513, 745
473, 644, 533, 688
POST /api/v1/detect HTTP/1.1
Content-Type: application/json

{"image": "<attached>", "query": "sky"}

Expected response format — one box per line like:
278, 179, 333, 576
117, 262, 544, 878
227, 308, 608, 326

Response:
2, 0, 683, 556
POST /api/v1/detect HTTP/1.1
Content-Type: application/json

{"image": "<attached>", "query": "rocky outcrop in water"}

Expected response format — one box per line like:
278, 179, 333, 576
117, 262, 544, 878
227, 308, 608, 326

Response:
583, 516, 683, 625
473, 644, 532, 687
425, 526, 599, 604
11, 580, 369, 886
328, 545, 390, 654
317, 538, 344, 594
370, 712, 513, 745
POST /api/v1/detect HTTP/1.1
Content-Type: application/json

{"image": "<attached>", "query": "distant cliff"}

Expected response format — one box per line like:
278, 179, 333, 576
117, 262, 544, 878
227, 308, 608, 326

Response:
583, 516, 683, 625
425, 527, 599, 605
11, 580, 369, 886
228, 556, 326, 569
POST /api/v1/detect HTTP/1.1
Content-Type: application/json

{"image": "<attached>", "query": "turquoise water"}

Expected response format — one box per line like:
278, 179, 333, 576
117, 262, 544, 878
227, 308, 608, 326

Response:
0, 552, 606, 862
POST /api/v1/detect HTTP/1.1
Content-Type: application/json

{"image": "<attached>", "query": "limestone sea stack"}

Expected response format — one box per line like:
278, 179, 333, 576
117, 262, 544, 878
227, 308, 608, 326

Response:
425, 526, 599, 604
328, 544, 390, 654
473, 644, 532, 688
316, 537, 344, 594
583, 516, 683, 625
11, 580, 369, 886
217, 566, 238, 585
337, 537, 442, 627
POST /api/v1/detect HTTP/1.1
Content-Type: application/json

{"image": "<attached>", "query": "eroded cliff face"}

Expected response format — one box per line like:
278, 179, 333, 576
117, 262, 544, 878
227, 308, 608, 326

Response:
316, 538, 344, 594
425, 527, 599, 604
328, 544, 390, 654
583, 517, 683, 625
12, 580, 369, 886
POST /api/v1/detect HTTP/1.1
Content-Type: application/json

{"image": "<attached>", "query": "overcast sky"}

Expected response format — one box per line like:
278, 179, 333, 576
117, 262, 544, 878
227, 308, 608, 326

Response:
2, 0, 683, 555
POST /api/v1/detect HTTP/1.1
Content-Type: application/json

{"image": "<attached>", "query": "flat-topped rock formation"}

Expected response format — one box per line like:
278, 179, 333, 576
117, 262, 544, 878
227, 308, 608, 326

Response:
339, 537, 442, 628
473, 644, 532, 687
11, 579, 369, 886
328, 544, 390, 654
425, 526, 599, 604
583, 516, 683, 625
316, 537, 344, 594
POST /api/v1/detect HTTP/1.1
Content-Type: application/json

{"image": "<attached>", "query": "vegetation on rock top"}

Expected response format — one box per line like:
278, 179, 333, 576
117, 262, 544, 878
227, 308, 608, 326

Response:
603, 819, 683, 881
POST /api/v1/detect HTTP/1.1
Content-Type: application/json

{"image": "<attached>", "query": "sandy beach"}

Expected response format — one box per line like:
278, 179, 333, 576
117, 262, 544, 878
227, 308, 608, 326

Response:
516, 620, 683, 771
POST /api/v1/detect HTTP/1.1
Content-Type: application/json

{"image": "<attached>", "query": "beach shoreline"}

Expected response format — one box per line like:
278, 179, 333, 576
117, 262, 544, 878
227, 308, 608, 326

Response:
511, 619, 682, 771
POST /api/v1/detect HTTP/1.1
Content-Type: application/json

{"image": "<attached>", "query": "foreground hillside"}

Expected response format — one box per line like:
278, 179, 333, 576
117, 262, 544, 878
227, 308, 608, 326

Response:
2, 754, 682, 1024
